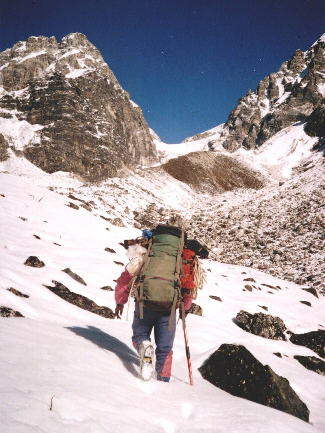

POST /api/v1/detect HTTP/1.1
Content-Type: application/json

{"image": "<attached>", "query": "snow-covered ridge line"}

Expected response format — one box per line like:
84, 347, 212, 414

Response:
0, 33, 109, 85
156, 122, 319, 181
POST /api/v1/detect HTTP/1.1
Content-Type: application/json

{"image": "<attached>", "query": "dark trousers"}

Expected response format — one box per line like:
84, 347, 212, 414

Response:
132, 304, 176, 380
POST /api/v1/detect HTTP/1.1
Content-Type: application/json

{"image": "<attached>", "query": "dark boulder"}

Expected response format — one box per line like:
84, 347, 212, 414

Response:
302, 287, 318, 298
24, 256, 45, 267
187, 303, 203, 316
294, 355, 325, 376
300, 301, 311, 307
0, 306, 24, 317
234, 310, 287, 340
290, 330, 325, 358
304, 103, 325, 138
7, 288, 29, 298
100, 286, 113, 291
66, 202, 79, 210
44, 280, 114, 318
62, 268, 87, 285
199, 344, 309, 422
0, 133, 9, 161
209, 295, 222, 302
105, 247, 116, 253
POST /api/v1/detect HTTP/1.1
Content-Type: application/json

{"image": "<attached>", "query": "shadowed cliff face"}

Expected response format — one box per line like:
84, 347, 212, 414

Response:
0, 33, 157, 181
162, 151, 265, 193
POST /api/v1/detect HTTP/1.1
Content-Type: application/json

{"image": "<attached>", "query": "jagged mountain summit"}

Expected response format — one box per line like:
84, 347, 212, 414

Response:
185, 33, 325, 153
0, 33, 157, 181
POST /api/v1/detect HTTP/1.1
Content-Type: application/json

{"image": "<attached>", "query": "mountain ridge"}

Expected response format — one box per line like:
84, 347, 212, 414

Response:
183, 33, 325, 153
0, 33, 157, 181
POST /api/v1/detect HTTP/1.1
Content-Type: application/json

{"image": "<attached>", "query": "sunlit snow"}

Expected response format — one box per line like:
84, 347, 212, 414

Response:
0, 166, 324, 433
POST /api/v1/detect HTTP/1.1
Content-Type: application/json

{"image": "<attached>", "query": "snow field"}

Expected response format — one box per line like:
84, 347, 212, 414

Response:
0, 172, 324, 433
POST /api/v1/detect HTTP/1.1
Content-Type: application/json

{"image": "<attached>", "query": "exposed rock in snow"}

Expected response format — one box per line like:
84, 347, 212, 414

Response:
0, 306, 24, 317
294, 355, 325, 376
44, 280, 115, 318
187, 303, 203, 316
62, 268, 87, 285
304, 102, 325, 138
7, 288, 29, 298
290, 330, 325, 358
162, 151, 265, 193
0, 133, 9, 161
24, 256, 45, 267
198, 344, 310, 422
234, 310, 287, 340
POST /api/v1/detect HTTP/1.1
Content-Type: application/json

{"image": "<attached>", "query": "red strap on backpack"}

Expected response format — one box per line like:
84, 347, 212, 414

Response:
181, 248, 196, 290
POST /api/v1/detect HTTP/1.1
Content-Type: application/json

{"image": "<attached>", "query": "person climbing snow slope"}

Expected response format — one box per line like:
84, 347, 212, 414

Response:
114, 222, 208, 382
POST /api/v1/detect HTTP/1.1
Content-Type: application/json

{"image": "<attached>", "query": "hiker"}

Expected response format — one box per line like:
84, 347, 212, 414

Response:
114, 222, 207, 382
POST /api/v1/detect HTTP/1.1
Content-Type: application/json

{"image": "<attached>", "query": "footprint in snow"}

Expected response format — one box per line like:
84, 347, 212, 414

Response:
154, 418, 176, 433
181, 402, 193, 419
136, 378, 155, 394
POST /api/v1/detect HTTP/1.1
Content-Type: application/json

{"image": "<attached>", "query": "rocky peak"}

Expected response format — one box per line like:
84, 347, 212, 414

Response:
287, 49, 305, 73
0, 33, 157, 180
60, 32, 95, 49
215, 34, 325, 152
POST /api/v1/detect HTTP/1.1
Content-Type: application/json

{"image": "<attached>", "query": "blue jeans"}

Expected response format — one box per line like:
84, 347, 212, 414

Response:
132, 304, 176, 381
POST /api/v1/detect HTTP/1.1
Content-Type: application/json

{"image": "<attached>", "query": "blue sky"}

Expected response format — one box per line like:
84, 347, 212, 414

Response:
1, 0, 325, 142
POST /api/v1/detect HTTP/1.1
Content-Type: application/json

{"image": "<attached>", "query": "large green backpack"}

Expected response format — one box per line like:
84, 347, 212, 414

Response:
135, 225, 185, 318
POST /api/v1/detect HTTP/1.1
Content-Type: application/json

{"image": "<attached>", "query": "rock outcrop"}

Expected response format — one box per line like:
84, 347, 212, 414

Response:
290, 330, 325, 358
234, 311, 287, 340
7, 288, 29, 298
0, 33, 157, 180
0, 134, 9, 161
199, 344, 309, 422
162, 152, 265, 193
304, 102, 325, 139
62, 267, 87, 285
0, 306, 24, 317
44, 280, 115, 318
187, 303, 203, 316
208, 34, 325, 151
294, 355, 325, 375
24, 256, 45, 267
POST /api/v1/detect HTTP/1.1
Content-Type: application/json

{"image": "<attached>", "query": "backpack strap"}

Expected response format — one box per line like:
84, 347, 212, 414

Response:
168, 229, 185, 329
135, 238, 152, 319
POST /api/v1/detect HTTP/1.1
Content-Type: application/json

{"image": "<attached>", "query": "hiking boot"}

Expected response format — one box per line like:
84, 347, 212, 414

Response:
138, 340, 154, 381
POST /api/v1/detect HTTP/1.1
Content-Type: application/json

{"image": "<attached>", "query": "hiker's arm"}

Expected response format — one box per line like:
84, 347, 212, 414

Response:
115, 269, 132, 305
114, 304, 124, 319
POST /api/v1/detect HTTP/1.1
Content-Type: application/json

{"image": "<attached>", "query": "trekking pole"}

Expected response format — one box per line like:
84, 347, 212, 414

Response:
126, 291, 131, 321
126, 277, 136, 321
180, 302, 194, 386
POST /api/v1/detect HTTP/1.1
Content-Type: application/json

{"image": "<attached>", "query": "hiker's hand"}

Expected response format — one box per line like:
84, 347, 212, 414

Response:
115, 304, 124, 319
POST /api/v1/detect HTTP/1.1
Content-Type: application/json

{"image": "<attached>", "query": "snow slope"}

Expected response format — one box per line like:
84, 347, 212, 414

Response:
156, 122, 320, 181
1, 171, 324, 433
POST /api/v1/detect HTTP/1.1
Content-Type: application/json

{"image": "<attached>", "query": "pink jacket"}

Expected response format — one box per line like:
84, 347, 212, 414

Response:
115, 269, 133, 305
114, 269, 193, 311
